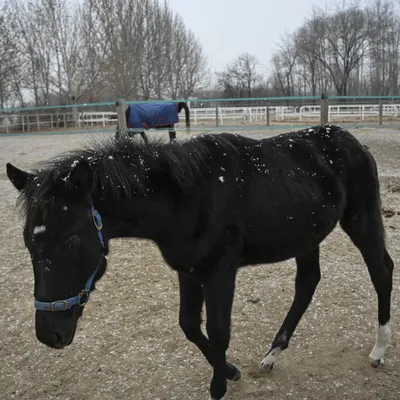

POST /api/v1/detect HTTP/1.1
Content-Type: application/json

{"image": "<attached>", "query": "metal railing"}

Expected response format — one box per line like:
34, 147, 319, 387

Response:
1, 95, 399, 135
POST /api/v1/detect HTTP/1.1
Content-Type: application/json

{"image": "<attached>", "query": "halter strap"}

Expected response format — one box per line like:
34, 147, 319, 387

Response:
34, 204, 105, 312
91, 204, 104, 246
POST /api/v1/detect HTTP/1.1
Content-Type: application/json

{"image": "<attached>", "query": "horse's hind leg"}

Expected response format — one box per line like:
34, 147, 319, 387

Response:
369, 248, 394, 366
139, 131, 149, 144
168, 128, 177, 142
340, 208, 393, 367
261, 246, 321, 372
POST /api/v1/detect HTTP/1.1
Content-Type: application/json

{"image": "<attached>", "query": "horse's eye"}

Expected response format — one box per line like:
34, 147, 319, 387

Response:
66, 235, 80, 249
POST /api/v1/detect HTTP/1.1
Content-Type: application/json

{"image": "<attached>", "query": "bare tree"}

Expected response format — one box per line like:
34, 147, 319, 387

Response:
165, 15, 189, 99
77, 0, 109, 102
40, 0, 102, 103
0, 2, 19, 108
165, 17, 209, 100
294, 25, 320, 96
136, 0, 168, 100
306, 5, 371, 96
89, 0, 207, 101
367, 0, 400, 95
9, 0, 53, 106
270, 1, 400, 97
2, 0, 203, 105
270, 34, 298, 96
177, 31, 209, 99
10, 0, 103, 105
217, 53, 261, 98
76, 0, 144, 99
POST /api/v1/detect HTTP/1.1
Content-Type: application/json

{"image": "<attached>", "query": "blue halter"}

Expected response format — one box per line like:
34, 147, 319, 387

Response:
33, 204, 105, 312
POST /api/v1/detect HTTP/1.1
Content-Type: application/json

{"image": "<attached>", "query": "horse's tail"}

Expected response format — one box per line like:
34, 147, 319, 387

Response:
125, 105, 131, 124
178, 102, 190, 132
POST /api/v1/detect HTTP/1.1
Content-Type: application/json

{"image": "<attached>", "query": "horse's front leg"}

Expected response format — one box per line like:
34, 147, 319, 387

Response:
204, 263, 239, 400
178, 272, 240, 381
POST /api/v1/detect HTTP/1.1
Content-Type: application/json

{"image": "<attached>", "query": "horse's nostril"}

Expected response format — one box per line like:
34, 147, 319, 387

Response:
53, 332, 63, 346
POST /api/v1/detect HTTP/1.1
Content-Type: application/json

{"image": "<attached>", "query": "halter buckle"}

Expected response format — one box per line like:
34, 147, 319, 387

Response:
92, 210, 103, 231
78, 291, 90, 307
51, 300, 68, 312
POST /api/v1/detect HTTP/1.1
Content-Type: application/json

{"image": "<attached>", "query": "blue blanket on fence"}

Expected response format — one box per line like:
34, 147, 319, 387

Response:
127, 102, 179, 130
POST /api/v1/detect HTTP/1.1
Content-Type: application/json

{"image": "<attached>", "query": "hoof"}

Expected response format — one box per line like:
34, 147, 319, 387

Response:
260, 347, 281, 373
369, 357, 384, 368
225, 363, 241, 381
231, 368, 241, 381
208, 397, 224, 400
209, 377, 227, 400
368, 323, 391, 369
260, 361, 274, 373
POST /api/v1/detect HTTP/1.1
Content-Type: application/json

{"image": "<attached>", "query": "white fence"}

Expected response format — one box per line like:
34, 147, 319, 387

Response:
0, 111, 117, 133
298, 104, 399, 121
195, 104, 400, 123
1, 104, 400, 133
78, 111, 117, 127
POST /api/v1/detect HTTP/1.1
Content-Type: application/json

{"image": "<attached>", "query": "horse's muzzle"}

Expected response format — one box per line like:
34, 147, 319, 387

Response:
35, 311, 77, 349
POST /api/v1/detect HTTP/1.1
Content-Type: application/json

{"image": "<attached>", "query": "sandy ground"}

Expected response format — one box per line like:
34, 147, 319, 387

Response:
1, 126, 400, 400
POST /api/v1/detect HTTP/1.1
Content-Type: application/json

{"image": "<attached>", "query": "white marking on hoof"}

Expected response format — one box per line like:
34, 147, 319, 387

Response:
33, 225, 46, 235
369, 322, 391, 367
260, 347, 282, 372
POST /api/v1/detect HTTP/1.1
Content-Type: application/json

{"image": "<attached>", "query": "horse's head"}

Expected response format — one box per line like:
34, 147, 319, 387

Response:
6, 159, 108, 349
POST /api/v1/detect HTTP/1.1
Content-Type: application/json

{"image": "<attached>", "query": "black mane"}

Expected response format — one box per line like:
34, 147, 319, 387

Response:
17, 134, 235, 223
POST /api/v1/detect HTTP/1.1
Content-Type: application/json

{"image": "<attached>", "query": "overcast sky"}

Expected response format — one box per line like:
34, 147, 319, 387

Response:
167, 0, 324, 76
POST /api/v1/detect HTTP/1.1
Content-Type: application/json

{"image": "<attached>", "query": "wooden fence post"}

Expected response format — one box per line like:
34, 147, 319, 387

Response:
72, 106, 79, 127
320, 93, 329, 125
116, 99, 127, 139
379, 101, 383, 125
215, 105, 219, 127
266, 105, 270, 126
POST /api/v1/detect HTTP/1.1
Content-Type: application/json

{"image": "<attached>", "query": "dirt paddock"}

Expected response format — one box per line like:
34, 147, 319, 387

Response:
1, 126, 399, 400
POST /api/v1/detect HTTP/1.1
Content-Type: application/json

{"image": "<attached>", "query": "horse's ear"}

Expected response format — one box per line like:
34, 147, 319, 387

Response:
68, 160, 94, 195
6, 163, 33, 191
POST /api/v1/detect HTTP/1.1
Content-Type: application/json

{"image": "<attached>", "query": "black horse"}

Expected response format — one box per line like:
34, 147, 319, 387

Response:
115, 101, 190, 144
6, 125, 393, 400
